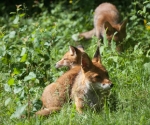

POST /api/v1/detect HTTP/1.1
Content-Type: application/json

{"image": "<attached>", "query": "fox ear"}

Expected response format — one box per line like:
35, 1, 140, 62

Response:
104, 21, 116, 34
76, 45, 84, 52
120, 19, 127, 31
92, 45, 102, 64
69, 46, 77, 56
81, 53, 92, 72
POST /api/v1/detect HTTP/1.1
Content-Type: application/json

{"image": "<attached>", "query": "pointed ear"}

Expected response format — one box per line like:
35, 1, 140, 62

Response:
81, 53, 93, 72
120, 19, 127, 31
104, 21, 116, 34
69, 46, 77, 56
92, 45, 102, 64
76, 45, 84, 52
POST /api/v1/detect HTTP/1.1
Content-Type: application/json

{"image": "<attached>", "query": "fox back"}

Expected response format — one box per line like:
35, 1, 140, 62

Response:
79, 2, 127, 51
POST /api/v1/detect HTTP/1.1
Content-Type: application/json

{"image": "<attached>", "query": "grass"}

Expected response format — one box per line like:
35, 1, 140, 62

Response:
0, 1, 150, 125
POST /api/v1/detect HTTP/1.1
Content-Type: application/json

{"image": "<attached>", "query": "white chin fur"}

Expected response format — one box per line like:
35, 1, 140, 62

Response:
86, 80, 111, 90
100, 84, 111, 90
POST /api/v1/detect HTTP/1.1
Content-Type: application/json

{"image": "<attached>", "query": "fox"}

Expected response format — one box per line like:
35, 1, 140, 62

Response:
71, 46, 113, 113
55, 45, 84, 69
36, 46, 85, 116
36, 65, 81, 116
78, 2, 127, 51
36, 46, 113, 116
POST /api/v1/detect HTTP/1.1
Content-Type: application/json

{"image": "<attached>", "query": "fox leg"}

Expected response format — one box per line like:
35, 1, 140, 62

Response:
75, 97, 84, 113
94, 24, 103, 39
36, 107, 61, 116
79, 28, 95, 39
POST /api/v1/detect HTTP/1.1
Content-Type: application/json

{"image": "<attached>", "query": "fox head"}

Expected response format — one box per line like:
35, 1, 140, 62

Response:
81, 46, 113, 90
104, 19, 127, 43
55, 45, 84, 68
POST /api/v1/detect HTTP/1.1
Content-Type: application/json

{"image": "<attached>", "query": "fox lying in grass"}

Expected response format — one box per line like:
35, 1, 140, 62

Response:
78, 2, 127, 51
36, 46, 113, 116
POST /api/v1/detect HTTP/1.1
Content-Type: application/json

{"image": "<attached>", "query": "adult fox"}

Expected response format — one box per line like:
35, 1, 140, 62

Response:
78, 2, 127, 51
36, 46, 113, 116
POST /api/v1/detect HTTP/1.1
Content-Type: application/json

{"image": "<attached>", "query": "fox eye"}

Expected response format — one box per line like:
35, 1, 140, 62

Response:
63, 58, 67, 60
95, 75, 101, 79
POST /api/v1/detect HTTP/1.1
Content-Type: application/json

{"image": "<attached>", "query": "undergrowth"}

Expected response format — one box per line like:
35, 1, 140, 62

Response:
0, 0, 150, 125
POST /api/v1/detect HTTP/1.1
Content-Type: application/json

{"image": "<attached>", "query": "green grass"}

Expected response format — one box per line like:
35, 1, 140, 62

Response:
0, 1, 150, 125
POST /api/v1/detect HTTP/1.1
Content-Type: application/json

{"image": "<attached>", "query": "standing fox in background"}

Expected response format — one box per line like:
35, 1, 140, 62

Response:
78, 2, 127, 51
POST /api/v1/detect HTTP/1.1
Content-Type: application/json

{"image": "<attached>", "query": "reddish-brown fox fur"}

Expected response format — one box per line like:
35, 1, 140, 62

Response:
79, 2, 127, 51
55, 45, 84, 69
36, 46, 113, 116
36, 66, 81, 116
36, 46, 85, 116
71, 46, 113, 113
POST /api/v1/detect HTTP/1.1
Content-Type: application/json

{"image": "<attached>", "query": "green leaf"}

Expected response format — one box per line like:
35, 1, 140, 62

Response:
10, 104, 28, 119
13, 15, 19, 24
12, 68, 20, 75
143, 6, 146, 13
4, 84, 11, 92
9, 31, 16, 38
19, 13, 26, 17
8, 78, 15, 85
144, 62, 150, 74
24, 72, 36, 81
10, 12, 16, 15
20, 47, 26, 56
72, 33, 79, 41
20, 53, 27, 62
5, 98, 11, 106
130, 15, 137, 20
147, 22, 150, 25
14, 86, 23, 94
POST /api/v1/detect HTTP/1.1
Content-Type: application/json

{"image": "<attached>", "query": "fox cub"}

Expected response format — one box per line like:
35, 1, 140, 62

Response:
36, 46, 85, 116
36, 46, 113, 116
71, 46, 113, 113
55, 45, 84, 69
79, 2, 127, 51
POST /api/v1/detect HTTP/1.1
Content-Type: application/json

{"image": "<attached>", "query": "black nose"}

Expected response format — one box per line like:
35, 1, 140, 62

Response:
110, 84, 114, 88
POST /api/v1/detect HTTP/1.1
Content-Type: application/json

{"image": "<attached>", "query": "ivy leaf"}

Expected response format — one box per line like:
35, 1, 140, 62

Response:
24, 72, 36, 81
10, 104, 28, 119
